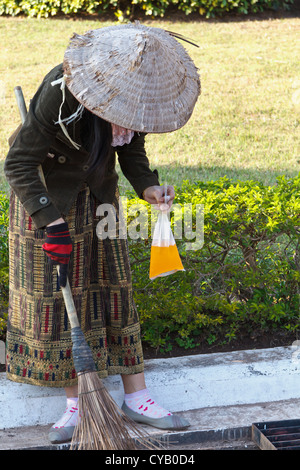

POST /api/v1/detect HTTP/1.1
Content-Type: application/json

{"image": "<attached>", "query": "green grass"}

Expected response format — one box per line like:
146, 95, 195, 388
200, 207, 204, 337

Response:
0, 16, 299, 194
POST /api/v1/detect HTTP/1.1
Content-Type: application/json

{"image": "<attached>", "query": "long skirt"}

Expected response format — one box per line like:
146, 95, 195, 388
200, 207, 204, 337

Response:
6, 185, 144, 387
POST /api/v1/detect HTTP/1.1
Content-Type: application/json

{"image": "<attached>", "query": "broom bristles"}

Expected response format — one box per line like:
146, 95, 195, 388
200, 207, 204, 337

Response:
60, 281, 161, 450
70, 371, 161, 450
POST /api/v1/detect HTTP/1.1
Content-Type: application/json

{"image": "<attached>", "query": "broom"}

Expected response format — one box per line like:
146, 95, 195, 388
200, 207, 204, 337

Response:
58, 271, 158, 450
14, 85, 159, 451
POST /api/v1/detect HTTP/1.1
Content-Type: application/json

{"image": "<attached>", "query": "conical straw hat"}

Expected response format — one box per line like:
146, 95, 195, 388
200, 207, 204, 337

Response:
63, 22, 200, 133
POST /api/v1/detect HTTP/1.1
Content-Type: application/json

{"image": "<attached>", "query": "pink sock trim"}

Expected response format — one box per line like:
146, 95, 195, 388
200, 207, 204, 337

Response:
124, 388, 172, 418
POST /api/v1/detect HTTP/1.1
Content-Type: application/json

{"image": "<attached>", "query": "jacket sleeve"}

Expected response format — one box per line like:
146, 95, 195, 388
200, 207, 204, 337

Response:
116, 133, 160, 198
4, 70, 66, 229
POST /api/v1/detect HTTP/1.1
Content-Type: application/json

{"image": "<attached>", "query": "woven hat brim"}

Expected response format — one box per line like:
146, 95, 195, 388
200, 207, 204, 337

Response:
63, 23, 201, 133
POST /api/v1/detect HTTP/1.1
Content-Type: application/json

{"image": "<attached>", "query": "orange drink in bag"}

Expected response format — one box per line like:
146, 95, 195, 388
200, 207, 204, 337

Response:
149, 209, 184, 280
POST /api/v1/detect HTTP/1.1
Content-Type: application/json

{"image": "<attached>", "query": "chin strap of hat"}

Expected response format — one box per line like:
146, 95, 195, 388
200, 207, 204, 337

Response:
51, 75, 84, 150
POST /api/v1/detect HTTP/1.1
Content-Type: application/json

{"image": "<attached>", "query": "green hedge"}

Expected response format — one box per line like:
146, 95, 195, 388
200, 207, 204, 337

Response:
127, 175, 300, 352
0, 175, 299, 352
0, 0, 294, 19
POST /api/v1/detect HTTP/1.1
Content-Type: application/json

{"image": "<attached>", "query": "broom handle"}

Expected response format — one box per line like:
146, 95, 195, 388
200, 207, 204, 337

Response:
56, 267, 80, 329
14, 86, 80, 330
14, 86, 27, 124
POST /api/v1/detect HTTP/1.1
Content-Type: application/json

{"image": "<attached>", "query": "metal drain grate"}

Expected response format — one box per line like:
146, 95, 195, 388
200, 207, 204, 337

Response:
252, 419, 300, 450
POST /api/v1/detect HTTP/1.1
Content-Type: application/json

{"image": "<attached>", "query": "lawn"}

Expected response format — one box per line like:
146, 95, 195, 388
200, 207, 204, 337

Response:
0, 14, 299, 355
0, 15, 299, 194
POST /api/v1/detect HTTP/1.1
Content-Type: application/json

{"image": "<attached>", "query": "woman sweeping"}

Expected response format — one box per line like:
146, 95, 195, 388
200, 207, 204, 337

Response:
4, 23, 200, 445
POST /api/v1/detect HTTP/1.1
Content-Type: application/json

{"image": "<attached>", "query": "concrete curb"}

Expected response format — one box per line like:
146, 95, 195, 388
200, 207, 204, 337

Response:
1, 345, 300, 431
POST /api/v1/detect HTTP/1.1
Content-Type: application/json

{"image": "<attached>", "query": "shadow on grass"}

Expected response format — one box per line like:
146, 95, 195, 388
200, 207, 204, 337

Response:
117, 163, 299, 193
1, 160, 299, 196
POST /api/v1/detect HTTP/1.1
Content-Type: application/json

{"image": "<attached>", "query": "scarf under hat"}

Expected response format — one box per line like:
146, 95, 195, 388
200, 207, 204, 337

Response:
51, 76, 134, 149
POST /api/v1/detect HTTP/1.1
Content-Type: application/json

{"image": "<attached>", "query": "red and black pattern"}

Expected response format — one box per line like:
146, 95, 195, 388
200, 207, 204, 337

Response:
42, 222, 72, 287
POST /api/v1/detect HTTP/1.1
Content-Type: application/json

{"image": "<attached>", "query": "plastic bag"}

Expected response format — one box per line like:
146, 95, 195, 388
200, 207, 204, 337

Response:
149, 206, 184, 280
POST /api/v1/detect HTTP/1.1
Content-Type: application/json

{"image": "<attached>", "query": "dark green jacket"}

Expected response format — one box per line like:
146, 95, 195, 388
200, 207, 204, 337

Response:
4, 64, 159, 229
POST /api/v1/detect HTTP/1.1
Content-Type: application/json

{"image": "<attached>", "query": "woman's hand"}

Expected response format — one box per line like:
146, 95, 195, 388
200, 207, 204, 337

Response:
143, 185, 175, 209
42, 221, 72, 287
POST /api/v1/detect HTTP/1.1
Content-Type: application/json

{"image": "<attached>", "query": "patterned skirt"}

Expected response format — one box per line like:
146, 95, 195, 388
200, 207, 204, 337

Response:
6, 185, 144, 387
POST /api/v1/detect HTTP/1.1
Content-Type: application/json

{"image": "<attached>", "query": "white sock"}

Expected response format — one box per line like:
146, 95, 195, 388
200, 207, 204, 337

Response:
124, 388, 172, 419
52, 397, 79, 429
